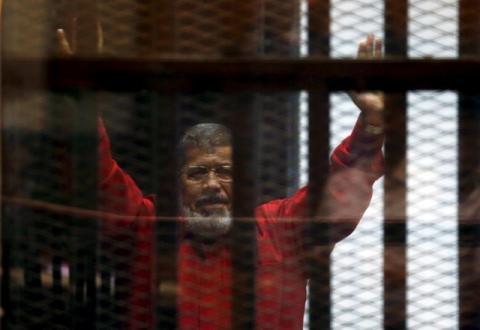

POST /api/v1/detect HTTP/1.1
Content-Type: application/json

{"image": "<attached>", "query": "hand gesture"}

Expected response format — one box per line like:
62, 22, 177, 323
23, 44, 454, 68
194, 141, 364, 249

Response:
349, 34, 384, 128
56, 18, 103, 57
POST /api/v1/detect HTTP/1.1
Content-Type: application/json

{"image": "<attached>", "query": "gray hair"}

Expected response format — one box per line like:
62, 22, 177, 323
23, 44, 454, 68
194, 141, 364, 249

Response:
178, 123, 232, 166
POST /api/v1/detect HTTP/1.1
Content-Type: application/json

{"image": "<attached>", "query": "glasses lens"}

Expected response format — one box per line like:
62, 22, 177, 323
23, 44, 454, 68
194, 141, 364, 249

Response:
215, 166, 233, 181
184, 165, 232, 182
185, 166, 209, 181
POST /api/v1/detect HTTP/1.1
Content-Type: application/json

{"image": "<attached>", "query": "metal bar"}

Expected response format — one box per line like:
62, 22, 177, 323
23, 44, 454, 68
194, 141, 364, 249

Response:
262, 0, 300, 56
307, 0, 330, 56
23, 93, 75, 329
47, 93, 74, 329
459, 0, 480, 56
53, 1, 100, 326
136, 0, 175, 56
384, 0, 407, 329
307, 1, 331, 328
458, 93, 480, 330
458, 1, 480, 328
383, 94, 407, 330
70, 91, 98, 328
4, 58, 480, 93
73, 0, 100, 56
139, 23, 177, 330
259, 0, 301, 200
222, 3, 261, 327
231, 93, 258, 330
307, 88, 331, 330
1, 5, 12, 321
153, 93, 178, 329
22, 223, 43, 328
384, 0, 408, 56
219, 0, 262, 56
20, 102, 65, 328
0, 205, 15, 328
0, 206, 12, 330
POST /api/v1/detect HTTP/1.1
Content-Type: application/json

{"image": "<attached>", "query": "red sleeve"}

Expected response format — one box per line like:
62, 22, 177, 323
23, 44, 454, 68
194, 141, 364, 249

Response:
256, 115, 384, 248
97, 118, 156, 329
97, 118, 155, 220
323, 116, 384, 240
330, 115, 384, 184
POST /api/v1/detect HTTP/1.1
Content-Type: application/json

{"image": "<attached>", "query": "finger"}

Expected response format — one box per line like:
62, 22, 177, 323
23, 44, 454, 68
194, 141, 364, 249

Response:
96, 21, 104, 54
56, 29, 73, 56
374, 38, 383, 58
357, 40, 368, 59
366, 33, 374, 55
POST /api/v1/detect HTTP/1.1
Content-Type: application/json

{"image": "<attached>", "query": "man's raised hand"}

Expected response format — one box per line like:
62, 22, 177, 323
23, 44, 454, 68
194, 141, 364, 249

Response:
349, 34, 384, 129
55, 18, 103, 57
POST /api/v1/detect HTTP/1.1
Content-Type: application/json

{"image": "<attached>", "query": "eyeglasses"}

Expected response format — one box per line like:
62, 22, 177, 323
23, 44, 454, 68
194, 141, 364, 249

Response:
183, 165, 233, 183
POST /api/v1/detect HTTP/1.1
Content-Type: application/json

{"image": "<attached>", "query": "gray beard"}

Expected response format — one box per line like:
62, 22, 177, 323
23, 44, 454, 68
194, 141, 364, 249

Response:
182, 207, 232, 240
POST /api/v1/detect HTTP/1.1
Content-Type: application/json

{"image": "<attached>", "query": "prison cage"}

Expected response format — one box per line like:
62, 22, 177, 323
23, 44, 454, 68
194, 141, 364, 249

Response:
1, 0, 480, 329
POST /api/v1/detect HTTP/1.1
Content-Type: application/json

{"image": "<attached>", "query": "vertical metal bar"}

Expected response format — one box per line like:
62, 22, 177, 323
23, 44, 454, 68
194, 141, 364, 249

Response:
384, 0, 408, 56
46, 3, 76, 327
307, 88, 331, 330
458, 93, 480, 330
2, 0, 51, 325
459, 0, 480, 56
71, 92, 98, 328
231, 93, 257, 330
458, 1, 480, 328
307, 0, 330, 57
23, 93, 70, 329
0, 212, 13, 329
125, 3, 177, 327
383, 96, 407, 330
22, 222, 42, 328
384, 1, 407, 329
259, 0, 301, 201
15, 93, 70, 329
136, 0, 175, 56
219, 2, 261, 328
262, 0, 300, 56
0, 1, 11, 324
4, 0, 63, 326
67, 2, 100, 328
153, 93, 178, 329
307, 1, 331, 329
220, 0, 262, 56
51, 1, 100, 327
74, 0, 100, 56
0, 197, 11, 330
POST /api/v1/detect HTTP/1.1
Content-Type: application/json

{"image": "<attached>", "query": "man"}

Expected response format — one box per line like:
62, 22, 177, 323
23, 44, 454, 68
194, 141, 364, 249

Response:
59, 27, 384, 329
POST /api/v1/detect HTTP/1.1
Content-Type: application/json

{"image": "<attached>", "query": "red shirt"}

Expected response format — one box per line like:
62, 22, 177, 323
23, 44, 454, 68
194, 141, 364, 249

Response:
97, 119, 383, 329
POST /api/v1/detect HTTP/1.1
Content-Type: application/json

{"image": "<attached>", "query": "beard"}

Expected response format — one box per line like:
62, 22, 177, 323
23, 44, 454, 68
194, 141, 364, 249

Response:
182, 205, 232, 240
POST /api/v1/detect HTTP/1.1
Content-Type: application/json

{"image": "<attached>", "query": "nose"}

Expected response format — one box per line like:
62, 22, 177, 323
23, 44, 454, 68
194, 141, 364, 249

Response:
203, 171, 222, 191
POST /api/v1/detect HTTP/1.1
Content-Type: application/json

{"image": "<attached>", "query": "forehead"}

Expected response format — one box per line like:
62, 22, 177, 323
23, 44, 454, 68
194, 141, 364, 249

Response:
184, 146, 232, 166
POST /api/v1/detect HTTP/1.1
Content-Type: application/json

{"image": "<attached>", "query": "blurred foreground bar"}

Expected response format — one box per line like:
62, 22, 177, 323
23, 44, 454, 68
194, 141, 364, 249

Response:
307, 0, 331, 328
3, 58, 480, 93
458, 0, 480, 329
384, 0, 407, 329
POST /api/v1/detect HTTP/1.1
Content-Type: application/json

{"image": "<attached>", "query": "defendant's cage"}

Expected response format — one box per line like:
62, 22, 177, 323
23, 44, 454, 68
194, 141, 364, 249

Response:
1, 0, 480, 329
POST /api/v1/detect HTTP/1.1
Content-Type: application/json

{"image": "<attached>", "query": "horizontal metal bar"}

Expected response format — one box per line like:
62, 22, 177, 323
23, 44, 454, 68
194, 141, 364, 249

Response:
3, 58, 480, 92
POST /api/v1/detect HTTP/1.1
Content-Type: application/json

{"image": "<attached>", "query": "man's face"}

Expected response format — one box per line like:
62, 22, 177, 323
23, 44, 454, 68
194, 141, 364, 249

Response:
180, 146, 233, 239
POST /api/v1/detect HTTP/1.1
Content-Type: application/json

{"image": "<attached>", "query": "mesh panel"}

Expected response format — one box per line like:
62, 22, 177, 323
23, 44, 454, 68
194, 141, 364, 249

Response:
407, 92, 458, 330
330, 93, 384, 330
2, 1, 480, 330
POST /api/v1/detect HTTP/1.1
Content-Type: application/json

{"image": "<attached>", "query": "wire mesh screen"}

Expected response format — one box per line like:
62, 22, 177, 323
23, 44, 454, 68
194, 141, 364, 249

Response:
2, 0, 480, 330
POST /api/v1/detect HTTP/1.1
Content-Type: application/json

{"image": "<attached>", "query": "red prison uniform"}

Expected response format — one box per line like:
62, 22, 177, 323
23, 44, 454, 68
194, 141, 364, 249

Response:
97, 118, 383, 329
